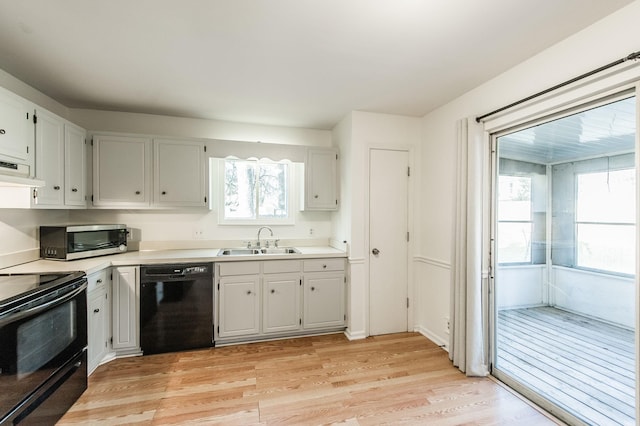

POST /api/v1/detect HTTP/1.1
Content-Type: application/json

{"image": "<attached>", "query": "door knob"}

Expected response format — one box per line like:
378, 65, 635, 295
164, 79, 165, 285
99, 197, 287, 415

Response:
372, 248, 380, 255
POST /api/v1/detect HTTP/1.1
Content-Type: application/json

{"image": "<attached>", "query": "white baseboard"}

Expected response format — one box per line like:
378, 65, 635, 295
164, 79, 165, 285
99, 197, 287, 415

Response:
415, 325, 449, 352
344, 329, 367, 340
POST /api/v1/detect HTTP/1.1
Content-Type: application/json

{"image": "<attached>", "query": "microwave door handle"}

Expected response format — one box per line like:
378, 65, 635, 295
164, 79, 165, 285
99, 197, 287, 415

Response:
0, 282, 87, 327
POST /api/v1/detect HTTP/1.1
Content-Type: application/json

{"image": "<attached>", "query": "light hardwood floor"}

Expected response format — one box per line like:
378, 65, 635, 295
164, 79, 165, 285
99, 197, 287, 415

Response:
59, 333, 559, 425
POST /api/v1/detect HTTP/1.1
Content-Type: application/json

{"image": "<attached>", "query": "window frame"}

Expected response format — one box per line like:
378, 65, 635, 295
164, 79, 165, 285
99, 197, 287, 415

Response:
574, 167, 636, 277
496, 174, 534, 265
217, 157, 297, 226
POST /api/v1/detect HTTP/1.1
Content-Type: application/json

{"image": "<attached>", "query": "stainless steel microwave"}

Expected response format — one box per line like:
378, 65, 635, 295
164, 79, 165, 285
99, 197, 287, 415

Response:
40, 224, 128, 260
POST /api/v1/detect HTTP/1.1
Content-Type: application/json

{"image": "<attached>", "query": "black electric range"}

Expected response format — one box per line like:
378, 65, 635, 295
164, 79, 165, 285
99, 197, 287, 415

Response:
0, 270, 88, 425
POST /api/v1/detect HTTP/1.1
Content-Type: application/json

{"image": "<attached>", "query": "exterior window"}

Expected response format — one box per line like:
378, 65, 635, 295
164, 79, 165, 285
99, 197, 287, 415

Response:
498, 175, 532, 264
576, 168, 636, 275
223, 159, 291, 223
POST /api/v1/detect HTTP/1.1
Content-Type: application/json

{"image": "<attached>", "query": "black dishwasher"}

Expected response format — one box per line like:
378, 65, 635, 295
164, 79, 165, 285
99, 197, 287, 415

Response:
139, 263, 214, 355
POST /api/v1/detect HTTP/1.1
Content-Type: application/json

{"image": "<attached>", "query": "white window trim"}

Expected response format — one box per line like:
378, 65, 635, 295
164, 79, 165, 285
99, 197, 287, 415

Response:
497, 174, 534, 265
574, 167, 636, 277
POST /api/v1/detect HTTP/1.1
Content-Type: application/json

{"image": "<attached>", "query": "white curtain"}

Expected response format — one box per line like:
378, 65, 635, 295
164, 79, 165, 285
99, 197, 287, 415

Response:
449, 117, 489, 376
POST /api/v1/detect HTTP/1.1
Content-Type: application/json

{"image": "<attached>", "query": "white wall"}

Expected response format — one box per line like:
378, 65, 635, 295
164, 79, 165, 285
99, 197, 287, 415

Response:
335, 111, 421, 339
0, 209, 69, 268
69, 109, 331, 147
0, 69, 70, 119
496, 265, 546, 309
553, 267, 635, 329
417, 1, 640, 344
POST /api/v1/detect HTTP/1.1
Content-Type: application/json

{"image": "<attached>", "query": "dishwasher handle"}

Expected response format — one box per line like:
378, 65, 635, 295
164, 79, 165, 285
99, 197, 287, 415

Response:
140, 264, 213, 282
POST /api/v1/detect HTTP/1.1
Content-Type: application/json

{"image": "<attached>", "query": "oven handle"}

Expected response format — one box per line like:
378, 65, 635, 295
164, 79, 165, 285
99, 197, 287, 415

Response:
0, 282, 87, 327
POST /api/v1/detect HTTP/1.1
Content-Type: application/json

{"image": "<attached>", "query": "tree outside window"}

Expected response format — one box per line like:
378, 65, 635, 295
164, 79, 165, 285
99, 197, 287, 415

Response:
224, 159, 289, 221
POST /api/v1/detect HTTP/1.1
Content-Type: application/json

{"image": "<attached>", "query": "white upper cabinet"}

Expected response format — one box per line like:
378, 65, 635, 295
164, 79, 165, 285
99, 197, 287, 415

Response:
92, 135, 152, 207
64, 123, 87, 206
0, 87, 34, 173
92, 134, 208, 208
34, 109, 64, 206
303, 147, 338, 211
153, 138, 206, 207
32, 109, 86, 208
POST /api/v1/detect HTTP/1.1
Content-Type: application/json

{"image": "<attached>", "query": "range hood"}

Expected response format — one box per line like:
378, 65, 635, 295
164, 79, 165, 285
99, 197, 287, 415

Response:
0, 174, 45, 187
0, 163, 44, 208
0, 161, 44, 187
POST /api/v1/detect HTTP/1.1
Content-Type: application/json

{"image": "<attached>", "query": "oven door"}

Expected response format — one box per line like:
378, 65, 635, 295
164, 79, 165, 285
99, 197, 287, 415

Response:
0, 280, 88, 423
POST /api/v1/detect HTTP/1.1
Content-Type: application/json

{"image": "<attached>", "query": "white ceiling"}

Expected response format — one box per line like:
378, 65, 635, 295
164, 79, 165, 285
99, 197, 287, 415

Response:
0, 0, 633, 130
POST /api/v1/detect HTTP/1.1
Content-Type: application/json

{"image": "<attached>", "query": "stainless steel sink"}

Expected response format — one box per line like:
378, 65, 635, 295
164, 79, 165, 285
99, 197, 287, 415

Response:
258, 247, 300, 255
218, 248, 261, 256
217, 247, 300, 256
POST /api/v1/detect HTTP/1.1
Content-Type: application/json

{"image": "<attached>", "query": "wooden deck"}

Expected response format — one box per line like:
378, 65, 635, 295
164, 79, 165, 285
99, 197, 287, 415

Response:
496, 306, 636, 426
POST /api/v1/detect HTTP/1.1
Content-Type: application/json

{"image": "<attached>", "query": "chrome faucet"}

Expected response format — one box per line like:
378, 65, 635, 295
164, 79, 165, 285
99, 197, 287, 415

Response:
256, 226, 273, 248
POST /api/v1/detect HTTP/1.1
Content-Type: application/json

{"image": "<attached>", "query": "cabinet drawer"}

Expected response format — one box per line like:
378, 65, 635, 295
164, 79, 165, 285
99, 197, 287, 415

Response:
303, 258, 345, 272
263, 260, 302, 274
87, 269, 109, 293
219, 261, 260, 276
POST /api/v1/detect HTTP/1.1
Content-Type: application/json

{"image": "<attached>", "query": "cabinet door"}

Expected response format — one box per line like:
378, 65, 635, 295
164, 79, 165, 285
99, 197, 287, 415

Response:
0, 87, 33, 165
218, 275, 260, 338
112, 267, 139, 352
303, 272, 345, 329
263, 273, 301, 334
304, 148, 338, 210
88, 289, 108, 374
64, 124, 86, 206
93, 135, 151, 207
33, 110, 64, 206
154, 139, 206, 207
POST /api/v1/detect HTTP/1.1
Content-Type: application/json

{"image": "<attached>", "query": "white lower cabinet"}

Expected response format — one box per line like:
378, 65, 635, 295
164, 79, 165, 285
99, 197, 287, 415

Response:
302, 258, 346, 329
87, 269, 110, 374
263, 273, 301, 334
303, 273, 345, 329
218, 274, 261, 338
111, 266, 140, 355
216, 258, 345, 344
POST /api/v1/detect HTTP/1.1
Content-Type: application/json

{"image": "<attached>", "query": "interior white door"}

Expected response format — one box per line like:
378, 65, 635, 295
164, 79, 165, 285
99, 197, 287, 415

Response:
369, 148, 409, 335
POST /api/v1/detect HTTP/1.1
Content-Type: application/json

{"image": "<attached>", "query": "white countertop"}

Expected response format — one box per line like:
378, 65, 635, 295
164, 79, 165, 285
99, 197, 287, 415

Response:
0, 246, 347, 276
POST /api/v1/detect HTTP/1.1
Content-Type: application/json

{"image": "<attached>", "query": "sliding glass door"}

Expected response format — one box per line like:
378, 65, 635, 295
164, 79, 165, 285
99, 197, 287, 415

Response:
491, 94, 637, 425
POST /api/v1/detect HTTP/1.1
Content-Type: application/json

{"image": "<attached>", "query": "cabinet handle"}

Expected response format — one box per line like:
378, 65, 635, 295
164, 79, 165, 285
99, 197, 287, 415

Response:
53, 185, 60, 190
0, 129, 5, 134
71, 188, 78, 192
93, 308, 100, 313
247, 290, 252, 295
311, 286, 316, 291
322, 264, 327, 269
96, 279, 102, 284
135, 190, 141, 195
161, 191, 167, 195
271, 289, 275, 294
314, 194, 319, 199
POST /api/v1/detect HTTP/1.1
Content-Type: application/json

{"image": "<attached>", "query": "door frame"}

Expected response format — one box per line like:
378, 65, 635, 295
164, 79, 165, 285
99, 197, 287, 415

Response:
486, 83, 640, 426
365, 145, 415, 337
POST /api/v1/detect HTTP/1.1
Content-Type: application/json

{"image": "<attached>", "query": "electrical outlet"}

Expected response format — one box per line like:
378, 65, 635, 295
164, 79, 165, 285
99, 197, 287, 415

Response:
445, 317, 450, 334
193, 229, 204, 240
